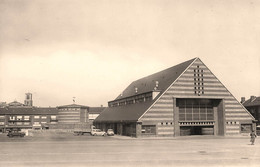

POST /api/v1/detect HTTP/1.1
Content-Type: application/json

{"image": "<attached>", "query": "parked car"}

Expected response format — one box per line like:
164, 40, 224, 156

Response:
7, 129, 25, 138
107, 129, 114, 136
91, 129, 107, 136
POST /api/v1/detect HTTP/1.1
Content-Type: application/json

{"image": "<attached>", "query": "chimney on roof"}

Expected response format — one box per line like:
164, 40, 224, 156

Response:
154, 81, 159, 90
135, 87, 138, 94
241, 97, 245, 103
250, 96, 256, 102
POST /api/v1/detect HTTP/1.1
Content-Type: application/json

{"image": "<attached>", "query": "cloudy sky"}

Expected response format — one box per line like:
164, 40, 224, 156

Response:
0, 0, 259, 107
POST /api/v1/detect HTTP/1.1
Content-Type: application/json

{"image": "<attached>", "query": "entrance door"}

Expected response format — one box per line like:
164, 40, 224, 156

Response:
180, 126, 214, 136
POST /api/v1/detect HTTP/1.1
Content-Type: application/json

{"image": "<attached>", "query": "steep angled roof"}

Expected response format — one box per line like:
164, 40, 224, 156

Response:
95, 58, 196, 122
57, 104, 89, 109
243, 96, 260, 107
115, 58, 196, 100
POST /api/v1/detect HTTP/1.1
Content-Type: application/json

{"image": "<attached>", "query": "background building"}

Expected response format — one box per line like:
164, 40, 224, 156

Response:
242, 96, 260, 126
0, 107, 58, 132
57, 104, 89, 129
94, 58, 254, 137
56, 104, 106, 129
89, 106, 106, 122
0, 93, 105, 132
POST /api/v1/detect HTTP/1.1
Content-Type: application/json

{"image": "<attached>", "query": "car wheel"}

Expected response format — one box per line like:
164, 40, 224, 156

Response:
94, 133, 97, 136
103, 133, 107, 136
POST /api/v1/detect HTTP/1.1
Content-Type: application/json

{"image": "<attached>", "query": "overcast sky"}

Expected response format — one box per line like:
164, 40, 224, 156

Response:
0, 0, 259, 107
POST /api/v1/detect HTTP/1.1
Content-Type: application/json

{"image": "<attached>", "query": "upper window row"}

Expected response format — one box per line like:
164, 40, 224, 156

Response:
9, 116, 30, 120
109, 92, 153, 107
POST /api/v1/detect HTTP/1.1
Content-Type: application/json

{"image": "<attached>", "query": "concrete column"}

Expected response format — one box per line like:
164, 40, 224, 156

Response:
213, 107, 218, 135
118, 123, 123, 135
217, 99, 225, 136
173, 98, 180, 137
136, 122, 142, 138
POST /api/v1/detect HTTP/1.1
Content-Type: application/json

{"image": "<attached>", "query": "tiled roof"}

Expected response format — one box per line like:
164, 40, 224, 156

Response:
94, 101, 154, 122
95, 58, 196, 122
57, 104, 89, 109
243, 96, 260, 107
89, 107, 106, 114
0, 107, 59, 115
115, 58, 196, 100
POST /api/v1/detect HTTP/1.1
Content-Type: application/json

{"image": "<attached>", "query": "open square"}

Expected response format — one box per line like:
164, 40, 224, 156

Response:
0, 133, 259, 167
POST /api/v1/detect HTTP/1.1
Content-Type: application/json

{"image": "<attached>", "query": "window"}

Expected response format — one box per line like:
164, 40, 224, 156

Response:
24, 116, 30, 120
9, 122, 15, 125
24, 122, 30, 125
34, 116, 40, 119
51, 116, 57, 120
41, 122, 47, 124
17, 122, 23, 125
34, 122, 39, 125
0, 116, 5, 119
177, 99, 214, 121
241, 124, 252, 133
41, 116, 47, 119
17, 116, 22, 120
89, 114, 99, 120
10, 116, 16, 120
141, 125, 156, 135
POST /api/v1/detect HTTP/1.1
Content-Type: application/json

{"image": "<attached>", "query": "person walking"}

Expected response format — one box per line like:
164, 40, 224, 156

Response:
250, 130, 257, 145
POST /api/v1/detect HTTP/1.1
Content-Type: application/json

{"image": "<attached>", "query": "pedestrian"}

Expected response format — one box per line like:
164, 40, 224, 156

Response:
250, 130, 257, 145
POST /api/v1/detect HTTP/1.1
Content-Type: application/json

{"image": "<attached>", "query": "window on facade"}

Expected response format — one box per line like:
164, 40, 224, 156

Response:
177, 99, 214, 121
0, 116, 5, 119
141, 125, 156, 135
9, 116, 15, 120
241, 124, 252, 133
34, 122, 39, 125
34, 116, 40, 119
41, 122, 47, 124
9, 122, 15, 125
17, 122, 23, 125
51, 116, 57, 120
41, 116, 47, 119
17, 116, 22, 120
24, 122, 30, 125
24, 116, 30, 120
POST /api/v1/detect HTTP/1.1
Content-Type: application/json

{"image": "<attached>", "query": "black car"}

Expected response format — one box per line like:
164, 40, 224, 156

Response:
7, 129, 25, 137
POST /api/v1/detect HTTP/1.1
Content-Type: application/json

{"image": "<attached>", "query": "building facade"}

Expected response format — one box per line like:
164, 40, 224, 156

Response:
242, 96, 260, 127
56, 104, 89, 129
0, 107, 58, 132
94, 58, 254, 137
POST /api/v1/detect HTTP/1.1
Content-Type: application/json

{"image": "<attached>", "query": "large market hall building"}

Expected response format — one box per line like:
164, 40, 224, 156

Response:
94, 58, 254, 137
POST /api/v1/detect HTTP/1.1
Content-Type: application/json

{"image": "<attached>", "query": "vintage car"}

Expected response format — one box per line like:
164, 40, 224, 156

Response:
91, 129, 107, 136
7, 129, 26, 138
107, 129, 114, 136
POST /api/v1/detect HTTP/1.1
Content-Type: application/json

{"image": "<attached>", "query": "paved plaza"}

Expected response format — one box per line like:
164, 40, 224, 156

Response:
0, 133, 259, 167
